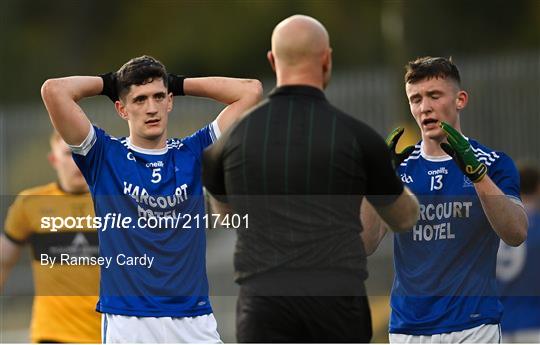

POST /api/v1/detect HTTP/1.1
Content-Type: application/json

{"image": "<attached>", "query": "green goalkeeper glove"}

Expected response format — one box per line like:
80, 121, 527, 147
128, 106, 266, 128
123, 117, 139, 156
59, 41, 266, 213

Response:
386, 127, 416, 169
439, 121, 487, 183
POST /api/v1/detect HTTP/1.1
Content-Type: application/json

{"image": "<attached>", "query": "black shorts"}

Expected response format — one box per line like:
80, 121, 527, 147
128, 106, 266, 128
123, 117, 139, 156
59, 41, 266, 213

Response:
236, 292, 372, 343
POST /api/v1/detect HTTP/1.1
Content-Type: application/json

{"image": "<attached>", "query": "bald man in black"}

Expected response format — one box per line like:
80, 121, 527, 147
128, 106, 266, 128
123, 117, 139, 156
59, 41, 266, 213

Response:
203, 15, 419, 343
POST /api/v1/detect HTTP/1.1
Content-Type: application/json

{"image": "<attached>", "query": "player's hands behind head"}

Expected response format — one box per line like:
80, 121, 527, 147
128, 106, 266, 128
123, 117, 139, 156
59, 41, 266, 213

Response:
439, 121, 487, 183
386, 127, 415, 169
168, 74, 185, 96
99, 72, 119, 102
99, 72, 185, 101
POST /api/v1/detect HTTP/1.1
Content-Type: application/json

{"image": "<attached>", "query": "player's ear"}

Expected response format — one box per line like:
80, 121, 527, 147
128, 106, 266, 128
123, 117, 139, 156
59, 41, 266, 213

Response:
167, 92, 173, 112
456, 90, 468, 111
267, 51, 276, 72
322, 48, 332, 88
115, 100, 129, 120
322, 48, 332, 72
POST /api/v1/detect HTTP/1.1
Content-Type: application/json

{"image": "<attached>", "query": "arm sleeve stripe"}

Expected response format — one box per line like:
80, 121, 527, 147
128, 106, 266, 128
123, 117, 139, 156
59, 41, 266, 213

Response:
210, 120, 221, 142
472, 146, 500, 159
69, 125, 96, 156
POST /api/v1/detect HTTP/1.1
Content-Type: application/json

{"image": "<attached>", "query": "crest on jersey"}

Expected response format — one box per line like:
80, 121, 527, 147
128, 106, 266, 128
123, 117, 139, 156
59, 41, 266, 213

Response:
401, 173, 414, 184
463, 175, 474, 188
167, 139, 184, 149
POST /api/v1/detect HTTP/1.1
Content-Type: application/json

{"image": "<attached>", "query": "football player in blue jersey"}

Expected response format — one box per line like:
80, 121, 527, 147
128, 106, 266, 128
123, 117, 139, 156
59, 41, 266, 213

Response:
41, 55, 262, 343
363, 56, 528, 343
497, 161, 540, 342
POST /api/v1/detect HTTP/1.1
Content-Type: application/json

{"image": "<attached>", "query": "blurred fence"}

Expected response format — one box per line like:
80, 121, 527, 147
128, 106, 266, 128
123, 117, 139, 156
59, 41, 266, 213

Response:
1, 51, 538, 196
0, 51, 538, 342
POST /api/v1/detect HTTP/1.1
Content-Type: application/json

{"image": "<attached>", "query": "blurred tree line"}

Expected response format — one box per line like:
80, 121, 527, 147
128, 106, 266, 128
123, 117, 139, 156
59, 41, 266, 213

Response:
0, 0, 538, 106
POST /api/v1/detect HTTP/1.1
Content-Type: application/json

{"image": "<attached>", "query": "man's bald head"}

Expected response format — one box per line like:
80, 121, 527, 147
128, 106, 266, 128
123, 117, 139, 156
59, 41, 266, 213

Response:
269, 15, 332, 88
271, 15, 330, 66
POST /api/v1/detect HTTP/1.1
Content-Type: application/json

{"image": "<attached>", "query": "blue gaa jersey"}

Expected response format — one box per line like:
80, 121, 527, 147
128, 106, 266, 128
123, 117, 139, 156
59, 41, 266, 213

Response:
71, 122, 220, 317
497, 210, 540, 332
390, 139, 522, 335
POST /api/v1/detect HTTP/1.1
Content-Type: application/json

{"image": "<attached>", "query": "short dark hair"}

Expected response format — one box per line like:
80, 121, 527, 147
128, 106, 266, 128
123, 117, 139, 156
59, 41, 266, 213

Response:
405, 56, 461, 85
116, 55, 168, 99
518, 161, 540, 195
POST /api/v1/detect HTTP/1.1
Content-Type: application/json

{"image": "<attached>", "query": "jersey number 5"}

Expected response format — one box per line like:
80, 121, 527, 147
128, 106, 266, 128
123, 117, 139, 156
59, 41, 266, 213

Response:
151, 168, 162, 183
430, 175, 443, 191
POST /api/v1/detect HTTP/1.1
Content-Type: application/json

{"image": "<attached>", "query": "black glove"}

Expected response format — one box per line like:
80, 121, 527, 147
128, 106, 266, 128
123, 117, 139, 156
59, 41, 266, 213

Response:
385, 127, 416, 169
168, 74, 185, 96
99, 72, 119, 102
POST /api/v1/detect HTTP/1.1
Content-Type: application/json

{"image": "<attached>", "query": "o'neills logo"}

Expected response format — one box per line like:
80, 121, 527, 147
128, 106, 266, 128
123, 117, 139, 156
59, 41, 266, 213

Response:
428, 167, 448, 175
145, 161, 164, 168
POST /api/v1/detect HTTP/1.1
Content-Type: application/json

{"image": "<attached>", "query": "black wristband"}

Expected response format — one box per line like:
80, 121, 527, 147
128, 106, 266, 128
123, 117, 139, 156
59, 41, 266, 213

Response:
168, 74, 185, 96
99, 72, 119, 102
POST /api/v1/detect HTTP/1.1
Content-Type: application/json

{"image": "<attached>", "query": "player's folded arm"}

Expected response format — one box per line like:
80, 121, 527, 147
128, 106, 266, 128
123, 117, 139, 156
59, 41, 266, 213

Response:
41, 76, 98, 146
183, 77, 263, 133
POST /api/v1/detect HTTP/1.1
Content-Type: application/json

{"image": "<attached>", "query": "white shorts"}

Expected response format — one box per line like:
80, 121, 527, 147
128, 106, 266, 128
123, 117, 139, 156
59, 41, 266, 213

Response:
389, 323, 501, 343
101, 313, 222, 343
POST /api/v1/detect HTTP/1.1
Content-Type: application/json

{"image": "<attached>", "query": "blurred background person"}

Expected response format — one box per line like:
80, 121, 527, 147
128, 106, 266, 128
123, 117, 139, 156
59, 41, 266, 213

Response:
497, 160, 540, 343
0, 131, 100, 343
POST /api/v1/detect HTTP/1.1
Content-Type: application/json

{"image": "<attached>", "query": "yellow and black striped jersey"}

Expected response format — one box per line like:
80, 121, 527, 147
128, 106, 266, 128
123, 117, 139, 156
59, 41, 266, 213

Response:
4, 182, 100, 343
